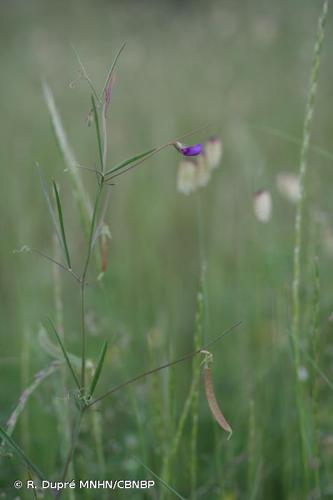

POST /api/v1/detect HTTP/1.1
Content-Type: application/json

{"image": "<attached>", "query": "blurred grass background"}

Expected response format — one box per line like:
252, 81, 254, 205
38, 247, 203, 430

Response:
0, 0, 333, 498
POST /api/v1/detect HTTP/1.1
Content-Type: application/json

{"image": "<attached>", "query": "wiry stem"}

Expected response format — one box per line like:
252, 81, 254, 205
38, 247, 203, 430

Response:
80, 182, 103, 389
87, 321, 241, 408
57, 408, 85, 495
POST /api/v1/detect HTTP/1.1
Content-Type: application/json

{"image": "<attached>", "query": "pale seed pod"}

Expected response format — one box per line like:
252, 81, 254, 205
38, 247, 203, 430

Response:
203, 365, 232, 438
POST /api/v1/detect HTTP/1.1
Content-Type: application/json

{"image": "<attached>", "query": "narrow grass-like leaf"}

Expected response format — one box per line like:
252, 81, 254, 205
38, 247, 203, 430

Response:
91, 95, 104, 173
135, 457, 186, 500
36, 164, 62, 249
104, 147, 157, 177
38, 324, 81, 368
104, 122, 214, 180
47, 319, 80, 390
52, 180, 72, 269
42, 81, 92, 232
89, 341, 108, 397
0, 424, 45, 481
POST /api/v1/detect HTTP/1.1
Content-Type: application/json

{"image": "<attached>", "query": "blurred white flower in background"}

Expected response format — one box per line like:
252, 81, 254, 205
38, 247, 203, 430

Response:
196, 155, 211, 188
177, 137, 223, 195
205, 137, 223, 169
276, 172, 300, 203
311, 209, 333, 258
177, 160, 197, 195
297, 366, 309, 382
253, 189, 272, 223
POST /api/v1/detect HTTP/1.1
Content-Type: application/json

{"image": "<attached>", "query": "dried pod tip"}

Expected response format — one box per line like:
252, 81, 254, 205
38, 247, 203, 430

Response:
174, 141, 203, 157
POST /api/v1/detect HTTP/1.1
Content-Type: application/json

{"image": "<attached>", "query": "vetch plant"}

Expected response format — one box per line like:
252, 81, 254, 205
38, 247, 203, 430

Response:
1, 44, 239, 495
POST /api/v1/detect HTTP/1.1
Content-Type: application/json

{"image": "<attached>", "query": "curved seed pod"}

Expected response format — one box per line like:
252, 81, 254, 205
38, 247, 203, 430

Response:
203, 366, 232, 439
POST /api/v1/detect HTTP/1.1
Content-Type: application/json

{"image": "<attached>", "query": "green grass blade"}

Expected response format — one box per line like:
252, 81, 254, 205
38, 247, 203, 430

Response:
38, 324, 81, 368
89, 341, 108, 397
0, 424, 45, 481
47, 319, 81, 390
42, 81, 92, 233
135, 457, 186, 500
52, 180, 72, 269
91, 95, 104, 173
36, 164, 63, 250
104, 147, 157, 177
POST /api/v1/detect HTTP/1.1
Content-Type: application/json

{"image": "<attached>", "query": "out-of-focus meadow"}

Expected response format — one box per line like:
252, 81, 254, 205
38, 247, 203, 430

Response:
1, 0, 333, 498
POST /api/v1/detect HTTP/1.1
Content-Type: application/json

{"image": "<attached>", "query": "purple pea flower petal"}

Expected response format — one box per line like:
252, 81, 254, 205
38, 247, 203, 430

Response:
174, 141, 203, 157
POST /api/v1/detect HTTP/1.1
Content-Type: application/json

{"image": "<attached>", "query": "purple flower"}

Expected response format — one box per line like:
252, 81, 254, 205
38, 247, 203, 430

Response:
174, 141, 203, 157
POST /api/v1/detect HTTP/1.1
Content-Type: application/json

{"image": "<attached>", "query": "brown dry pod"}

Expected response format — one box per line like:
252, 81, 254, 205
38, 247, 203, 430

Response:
203, 366, 232, 438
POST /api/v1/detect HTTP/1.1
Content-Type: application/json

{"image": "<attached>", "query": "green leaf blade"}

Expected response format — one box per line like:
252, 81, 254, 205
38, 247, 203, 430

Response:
36, 164, 63, 249
0, 424, 45, 481
104, 147, 157, 177
47, 319, 81, 390
89, 341, 108, 397
91, 95, 104, 173
52, 180, 72, 269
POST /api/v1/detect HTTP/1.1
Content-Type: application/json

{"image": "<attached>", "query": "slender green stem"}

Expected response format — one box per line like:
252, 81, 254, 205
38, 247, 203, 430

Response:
88, 321, 241, 407
58, 408, 85, 490
80, 182, 104, 388
190, 271, 204, 499
310, 256, 321, 497
80, 283, 87, 389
